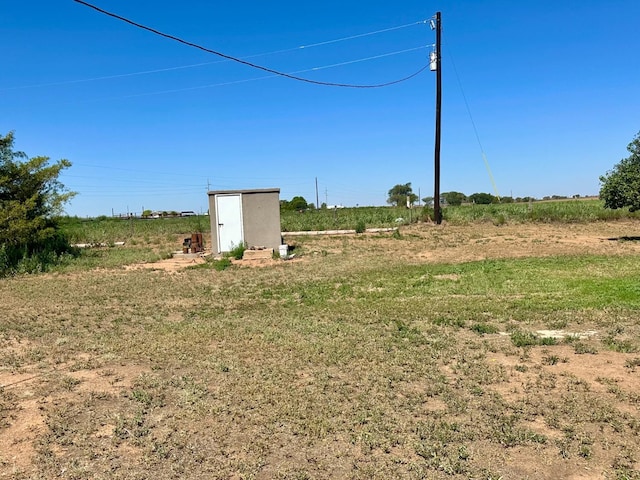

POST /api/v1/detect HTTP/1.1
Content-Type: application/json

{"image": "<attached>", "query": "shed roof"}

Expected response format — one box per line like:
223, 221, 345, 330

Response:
208, 188, 280, 196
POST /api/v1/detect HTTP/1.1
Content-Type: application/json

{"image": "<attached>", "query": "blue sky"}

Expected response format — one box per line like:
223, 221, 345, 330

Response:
1, 1, 639, 217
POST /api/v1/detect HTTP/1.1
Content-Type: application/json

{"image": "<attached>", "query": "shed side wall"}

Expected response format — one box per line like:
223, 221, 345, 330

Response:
242, 191, 281, 249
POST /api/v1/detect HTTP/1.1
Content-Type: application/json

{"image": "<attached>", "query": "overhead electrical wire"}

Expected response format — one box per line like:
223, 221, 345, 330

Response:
1, 19, 426, 92
73, 0, 430, 89
100, 46, 429, 101
442, 34, 501, 200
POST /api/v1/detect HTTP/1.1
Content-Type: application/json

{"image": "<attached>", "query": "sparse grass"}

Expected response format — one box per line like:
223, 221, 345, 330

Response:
1, 221, 640, 478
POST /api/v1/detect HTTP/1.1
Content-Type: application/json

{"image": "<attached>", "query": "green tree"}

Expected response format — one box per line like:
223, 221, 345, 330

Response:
387, 183, 418, 207
0, 131, 75, 274
442, 191, 467, 206
600, 131, 640, 211
281, 196, 309, 211
469, 192, 497, 205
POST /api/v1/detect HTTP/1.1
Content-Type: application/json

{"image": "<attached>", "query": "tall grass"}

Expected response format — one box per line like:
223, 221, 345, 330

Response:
59, 215, 210, 244
58, 200, 639, 244
443, 199, 640, 224
280, 206, 419, 232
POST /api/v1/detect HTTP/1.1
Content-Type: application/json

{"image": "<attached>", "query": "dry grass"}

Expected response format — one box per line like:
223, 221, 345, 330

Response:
1, 221, 640, 479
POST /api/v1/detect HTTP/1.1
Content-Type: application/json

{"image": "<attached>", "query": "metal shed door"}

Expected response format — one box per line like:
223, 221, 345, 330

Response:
216, 194, 243, 253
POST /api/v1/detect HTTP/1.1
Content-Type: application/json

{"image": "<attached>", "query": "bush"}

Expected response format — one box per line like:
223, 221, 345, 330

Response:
228, 243, 246, 260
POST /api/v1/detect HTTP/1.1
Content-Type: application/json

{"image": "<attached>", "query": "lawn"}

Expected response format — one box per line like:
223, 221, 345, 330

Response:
1, 220, 640, 479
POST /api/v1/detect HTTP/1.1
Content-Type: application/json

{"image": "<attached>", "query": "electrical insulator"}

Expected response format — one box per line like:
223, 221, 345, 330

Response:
430, 51, 438, 71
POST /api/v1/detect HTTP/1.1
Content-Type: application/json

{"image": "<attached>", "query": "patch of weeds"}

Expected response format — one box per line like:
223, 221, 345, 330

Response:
470, 322, 498, 335
603, 335, 638, 353
493, 213, 506, 226
511, 331, 558, 348
514, 364, 528, 373
573, 342, 599, 354
548, 318, 568, 329
194, 257, 232, 271
355, 220, 366, 234
392, 319, 423, 341
229, 242, 246, 260
624, 358, 640, 370
114, 410, 149, 441
130, 389, 153, 406
510, 331, 538, 347
542, 355, 561, 366
433, 316, 466, 328
61, 375, 81, 391
0, 388, 17, 428
392, 228, 402, 240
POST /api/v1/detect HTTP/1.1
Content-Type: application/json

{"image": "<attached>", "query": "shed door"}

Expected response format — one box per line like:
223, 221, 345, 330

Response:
216, 194, 243, 253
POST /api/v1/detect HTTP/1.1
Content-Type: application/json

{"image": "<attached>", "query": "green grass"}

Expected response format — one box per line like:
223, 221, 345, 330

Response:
57, 199, 639, 244
59, 215, 210, 244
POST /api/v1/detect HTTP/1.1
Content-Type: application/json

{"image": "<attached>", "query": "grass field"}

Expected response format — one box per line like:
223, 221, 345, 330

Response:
59, 199, 640, 247
2, 210, 640, 478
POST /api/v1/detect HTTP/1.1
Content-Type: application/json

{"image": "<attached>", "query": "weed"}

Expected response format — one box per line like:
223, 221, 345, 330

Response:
470, 322, 499, 335
624, 358, 640, 369
228, 242, 247, 260
510, 331, 539, 347
573, 342, 599, 354
542, 355, 560, 365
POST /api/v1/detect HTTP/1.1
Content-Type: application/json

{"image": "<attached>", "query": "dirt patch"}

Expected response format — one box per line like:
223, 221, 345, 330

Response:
0, 360, 148, 475
125, 253, 208, 273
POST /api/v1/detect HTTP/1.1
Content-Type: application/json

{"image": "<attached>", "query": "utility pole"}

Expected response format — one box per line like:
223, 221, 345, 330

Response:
431, 12, 442, 224
315, 177, 319, 209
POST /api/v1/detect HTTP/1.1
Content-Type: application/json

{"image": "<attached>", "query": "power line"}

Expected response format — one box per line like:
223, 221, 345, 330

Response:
1, 20, 426, 92
91, 46, 429, 101
443, 34, 500, 199
73, 0, 429, 89
2, 22, 426, 91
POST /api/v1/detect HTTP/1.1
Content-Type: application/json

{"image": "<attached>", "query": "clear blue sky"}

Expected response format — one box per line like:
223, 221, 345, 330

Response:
2, 1, 639, 217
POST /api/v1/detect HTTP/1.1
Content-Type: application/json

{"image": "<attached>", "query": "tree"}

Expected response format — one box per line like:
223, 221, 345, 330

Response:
468, 192, 497, 205
387, 183, 418, 207
0, 131, 75, 273
280, 196, 308, 211
600, 131, 640, 211
441, 191, 467, 206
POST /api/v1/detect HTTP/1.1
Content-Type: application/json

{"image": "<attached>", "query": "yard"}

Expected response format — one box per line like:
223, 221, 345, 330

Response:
1, 219, 640, 479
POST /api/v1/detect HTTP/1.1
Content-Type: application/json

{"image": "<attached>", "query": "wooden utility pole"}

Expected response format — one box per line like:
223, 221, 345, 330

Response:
432, 12, 442, 224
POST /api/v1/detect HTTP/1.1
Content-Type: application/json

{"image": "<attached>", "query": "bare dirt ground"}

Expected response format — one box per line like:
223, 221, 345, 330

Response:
125, 221, 640, 273
2, 220, 640, 478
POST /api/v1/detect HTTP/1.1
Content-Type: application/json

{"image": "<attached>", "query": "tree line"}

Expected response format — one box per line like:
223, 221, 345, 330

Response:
386, 183, 533, 207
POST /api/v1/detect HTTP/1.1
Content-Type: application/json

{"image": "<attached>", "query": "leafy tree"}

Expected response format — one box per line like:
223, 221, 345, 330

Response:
468, 192, 497, 205
600, 131, 640, 211
281, 196, 309, 211
442, 191, 467, 206
0, 131, 75, 274
387, 183, 418, 207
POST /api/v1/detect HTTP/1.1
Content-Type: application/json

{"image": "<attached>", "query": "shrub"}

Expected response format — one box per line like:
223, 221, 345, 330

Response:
228, 243, 246, 260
